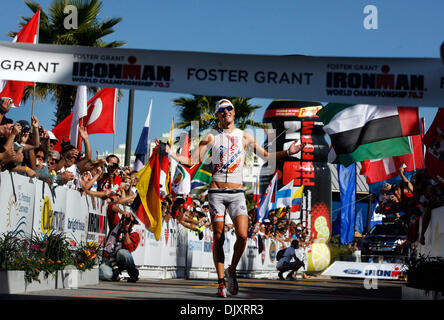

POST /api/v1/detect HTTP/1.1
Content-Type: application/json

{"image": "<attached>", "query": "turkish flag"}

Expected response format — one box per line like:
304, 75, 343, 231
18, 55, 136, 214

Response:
51, 88, 117, 151
423, 108, 444, 187
0, 9, 40, 107
360, 134, 424, 184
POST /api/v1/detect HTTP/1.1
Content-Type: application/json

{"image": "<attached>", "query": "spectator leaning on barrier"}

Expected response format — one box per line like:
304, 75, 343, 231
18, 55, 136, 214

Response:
0, 121, 24, 170
0, 97, 14, 125
56, 126, 92, 190
100, 198, 140, 283
3, 117, 41, 177
33, 146, 53, 185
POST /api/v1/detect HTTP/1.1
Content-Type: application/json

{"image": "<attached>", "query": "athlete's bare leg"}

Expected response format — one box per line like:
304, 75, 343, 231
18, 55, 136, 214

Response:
227, 215, 249, 275
212, 220, 226, 279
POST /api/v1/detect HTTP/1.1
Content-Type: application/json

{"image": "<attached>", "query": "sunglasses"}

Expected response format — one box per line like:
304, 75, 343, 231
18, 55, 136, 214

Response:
217, 105, 234, 114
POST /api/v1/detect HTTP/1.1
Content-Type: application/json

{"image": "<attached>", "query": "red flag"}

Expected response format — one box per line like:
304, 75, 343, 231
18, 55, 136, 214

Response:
0, 9, 40, 107
360, 134, 424, 184
51, 88, 117, 151
180, 133, 189, 157
423, 108, 444, 187
83, 88, 117, 134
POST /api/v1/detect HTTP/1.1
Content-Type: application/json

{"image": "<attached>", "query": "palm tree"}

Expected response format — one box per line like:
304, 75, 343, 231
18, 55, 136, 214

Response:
8, 0, 126, 125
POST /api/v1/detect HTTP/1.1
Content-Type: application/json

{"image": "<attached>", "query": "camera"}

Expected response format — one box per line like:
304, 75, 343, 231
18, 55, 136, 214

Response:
122, 215, 132, 225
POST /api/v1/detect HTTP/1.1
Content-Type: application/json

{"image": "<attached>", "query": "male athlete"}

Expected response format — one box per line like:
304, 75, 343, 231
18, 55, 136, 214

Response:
168, 99, 306, 297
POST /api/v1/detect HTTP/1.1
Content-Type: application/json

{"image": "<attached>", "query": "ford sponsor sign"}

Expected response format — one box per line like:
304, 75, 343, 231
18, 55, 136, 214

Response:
343, 269, 362, 275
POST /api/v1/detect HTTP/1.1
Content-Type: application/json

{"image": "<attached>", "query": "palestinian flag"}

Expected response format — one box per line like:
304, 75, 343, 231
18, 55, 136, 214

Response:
317, 104, 420, 167
131, 143, 169, 241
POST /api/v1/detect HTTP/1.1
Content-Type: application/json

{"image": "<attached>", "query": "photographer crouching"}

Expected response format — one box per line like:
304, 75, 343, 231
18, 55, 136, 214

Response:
100, 197, 140, 283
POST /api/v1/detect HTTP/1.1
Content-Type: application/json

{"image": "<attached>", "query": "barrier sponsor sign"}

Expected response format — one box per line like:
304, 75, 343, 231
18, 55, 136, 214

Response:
1, 42, 444, 106
64, 189, 89, 245
85, 195, 108, 246
33, 179, 59, 238
322, 261, 406, 280
0, 172, 35, 238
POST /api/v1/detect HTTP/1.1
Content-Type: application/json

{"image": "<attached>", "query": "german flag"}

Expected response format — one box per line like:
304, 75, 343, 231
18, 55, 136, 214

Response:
132, 142, 169, 240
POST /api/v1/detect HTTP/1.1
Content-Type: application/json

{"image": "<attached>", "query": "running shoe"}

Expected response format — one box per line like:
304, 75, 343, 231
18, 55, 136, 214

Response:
216, 282, 228, 298
278, 271, 285, 280
224, 267, 239, 295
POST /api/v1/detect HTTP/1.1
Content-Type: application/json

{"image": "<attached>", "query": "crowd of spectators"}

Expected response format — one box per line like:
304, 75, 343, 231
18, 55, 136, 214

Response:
248, 209, 312, 250
375, 166, 444, 246
0, 96, 138, 209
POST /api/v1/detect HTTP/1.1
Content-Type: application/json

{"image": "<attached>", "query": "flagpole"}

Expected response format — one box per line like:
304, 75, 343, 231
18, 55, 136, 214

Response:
125, 89, 135, 167
420, 117, 426, 168
147, 98, 152, 159
112, 89, 118, 153
31, 8, 41, 119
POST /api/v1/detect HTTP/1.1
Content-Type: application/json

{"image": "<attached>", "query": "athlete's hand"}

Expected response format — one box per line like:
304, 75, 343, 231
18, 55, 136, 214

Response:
287, 139, 307, 155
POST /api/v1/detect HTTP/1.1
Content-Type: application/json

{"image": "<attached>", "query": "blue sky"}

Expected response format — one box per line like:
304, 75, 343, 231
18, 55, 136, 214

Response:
0, 0, 442, 155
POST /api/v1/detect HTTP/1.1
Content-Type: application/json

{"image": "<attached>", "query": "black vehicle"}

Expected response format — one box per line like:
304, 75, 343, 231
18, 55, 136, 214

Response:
361, 223, 409, 256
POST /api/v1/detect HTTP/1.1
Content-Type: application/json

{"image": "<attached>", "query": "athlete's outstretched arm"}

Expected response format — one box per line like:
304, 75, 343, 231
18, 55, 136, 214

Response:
165, 134, 213, 166
244, 131, 306, 163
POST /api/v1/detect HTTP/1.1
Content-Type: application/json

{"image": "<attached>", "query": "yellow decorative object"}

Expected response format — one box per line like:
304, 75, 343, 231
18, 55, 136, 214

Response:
307, 243, 331, 272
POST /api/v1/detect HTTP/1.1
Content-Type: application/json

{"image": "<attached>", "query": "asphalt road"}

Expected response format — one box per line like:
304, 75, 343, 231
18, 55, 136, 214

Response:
2, 276, 428, 318
1, 275, 403, 300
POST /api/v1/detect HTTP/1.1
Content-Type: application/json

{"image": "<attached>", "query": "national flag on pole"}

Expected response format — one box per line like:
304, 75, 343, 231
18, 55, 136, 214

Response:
172, 150, 212, 195
132, 143, 169, 240
369, 200, 384, 229
134, 99, 153, 172
291, 185, 304, 213
190, 150, 212, 189
51, 88, 117, 151
253, 176, 260, 208
168, 117, 174, 147
338, 163, 356, 244
70, 85, 88, 149
275, 180, 294, 209
172, 163, 192, 196
360, 133, 424, 185
317, 104, 420, 167
423, 108, 444, 187
180, 133, 189, 157
256, 173, 278, 223
0, 9, 40, 107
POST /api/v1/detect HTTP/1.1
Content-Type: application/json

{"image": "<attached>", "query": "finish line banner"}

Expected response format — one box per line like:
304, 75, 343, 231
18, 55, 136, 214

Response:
1, 41, 444, 106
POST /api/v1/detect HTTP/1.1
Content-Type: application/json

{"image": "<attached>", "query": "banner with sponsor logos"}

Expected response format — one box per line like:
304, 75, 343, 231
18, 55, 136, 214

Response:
322, 261, 406, 280
0, 171, 35, 238
64, 189, 89, 245
85, 195, 108, 247
1, 42, 444, 107
33, 179, 63, 239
